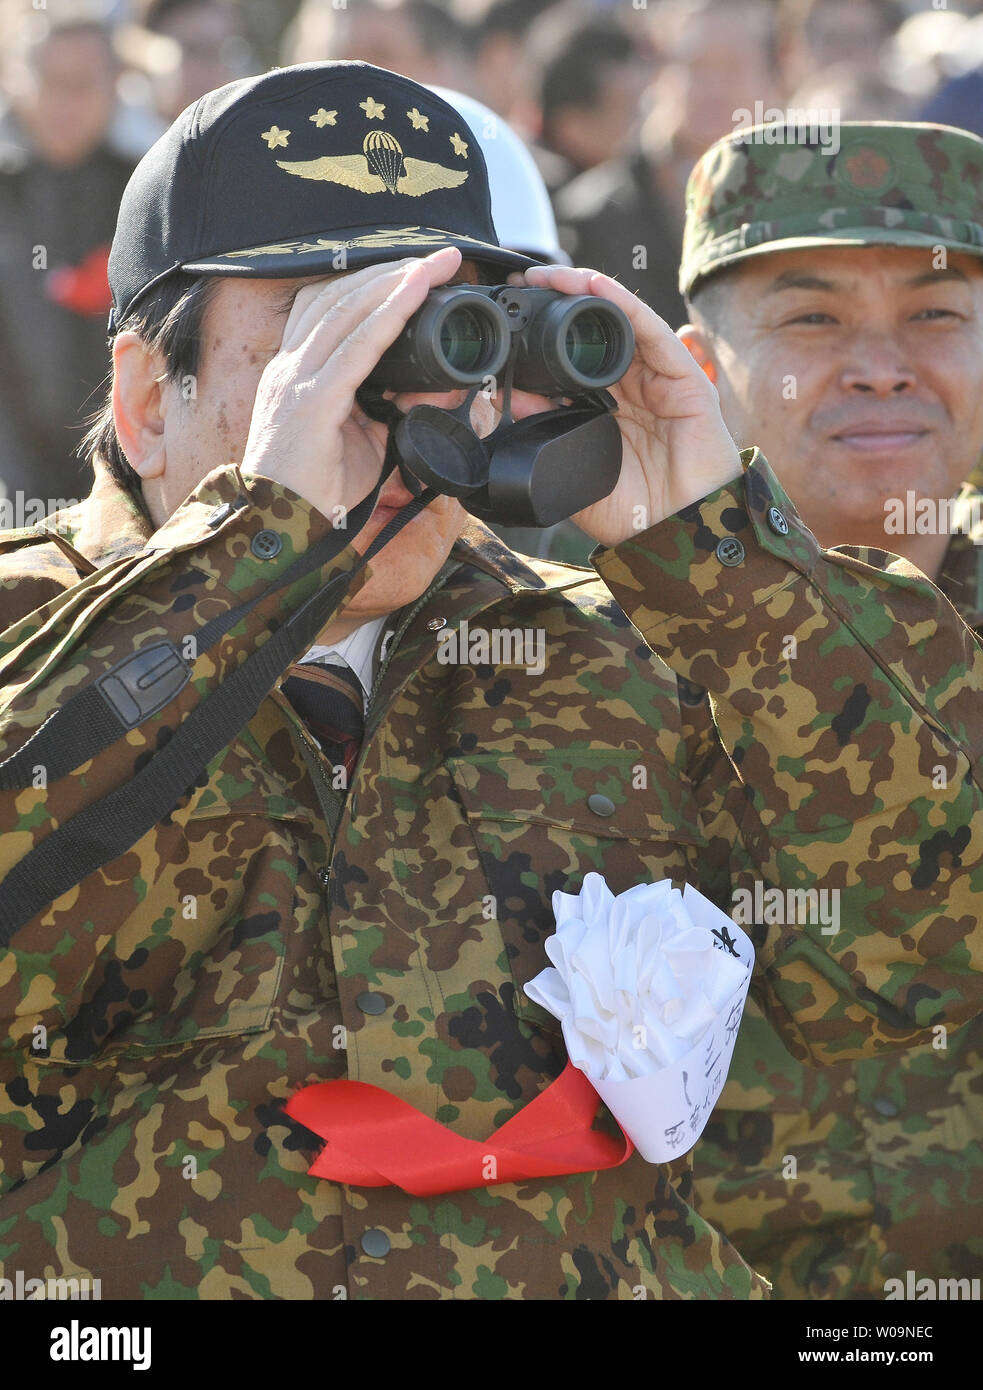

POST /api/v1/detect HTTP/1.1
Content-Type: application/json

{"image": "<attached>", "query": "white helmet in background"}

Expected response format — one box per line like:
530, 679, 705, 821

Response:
429, 86, 570, 265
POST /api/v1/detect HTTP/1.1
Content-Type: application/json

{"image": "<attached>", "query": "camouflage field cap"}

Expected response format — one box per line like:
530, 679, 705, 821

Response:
680, 122, 983, 297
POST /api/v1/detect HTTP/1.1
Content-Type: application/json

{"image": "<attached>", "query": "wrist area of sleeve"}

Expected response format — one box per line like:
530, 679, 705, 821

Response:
143, 463, 370, 610
592, 448, 821, 680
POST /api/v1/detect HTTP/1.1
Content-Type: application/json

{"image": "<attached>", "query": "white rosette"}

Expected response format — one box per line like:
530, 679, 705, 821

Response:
524, 873, 753, 1163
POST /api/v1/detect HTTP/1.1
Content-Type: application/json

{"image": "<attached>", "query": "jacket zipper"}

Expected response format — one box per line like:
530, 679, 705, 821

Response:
293, 726, 343, 895
364, 564, 459, 718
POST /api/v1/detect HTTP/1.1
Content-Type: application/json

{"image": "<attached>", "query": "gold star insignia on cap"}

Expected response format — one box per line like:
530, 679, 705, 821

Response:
407, 107, 429, 131
261, 126, 290, 149
310, 108, 337, 128
360, 97, 386, 120
449, 132, 468, 158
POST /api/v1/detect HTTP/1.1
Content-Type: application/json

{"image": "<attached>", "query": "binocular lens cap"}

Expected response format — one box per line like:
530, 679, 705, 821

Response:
394, 405, 490, 497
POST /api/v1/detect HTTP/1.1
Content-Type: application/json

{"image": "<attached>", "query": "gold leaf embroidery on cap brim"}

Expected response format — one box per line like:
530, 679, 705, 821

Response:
218, 228, 487, 259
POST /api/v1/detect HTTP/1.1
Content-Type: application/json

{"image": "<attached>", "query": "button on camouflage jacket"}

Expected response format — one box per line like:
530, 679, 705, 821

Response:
0, 449, 980, 1299
692, 489, 983, 1300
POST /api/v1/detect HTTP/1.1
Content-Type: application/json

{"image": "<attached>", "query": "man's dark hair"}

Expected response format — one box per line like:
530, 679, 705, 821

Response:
80, 275, 218, 500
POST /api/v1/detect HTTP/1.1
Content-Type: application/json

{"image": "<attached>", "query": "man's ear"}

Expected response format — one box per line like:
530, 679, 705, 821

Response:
111, 332, 168, 480
677, 323, 717, 385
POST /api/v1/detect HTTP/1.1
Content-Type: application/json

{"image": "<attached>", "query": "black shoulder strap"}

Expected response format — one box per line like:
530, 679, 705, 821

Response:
0, 469, 435, 945
0, 494, 372, 790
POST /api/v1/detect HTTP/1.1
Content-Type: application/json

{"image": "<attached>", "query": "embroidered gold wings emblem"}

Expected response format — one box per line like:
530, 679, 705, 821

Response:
277, 130, 468, 197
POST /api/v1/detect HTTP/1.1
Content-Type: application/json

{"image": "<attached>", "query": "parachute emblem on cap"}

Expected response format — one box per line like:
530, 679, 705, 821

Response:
276, 129, 468, 197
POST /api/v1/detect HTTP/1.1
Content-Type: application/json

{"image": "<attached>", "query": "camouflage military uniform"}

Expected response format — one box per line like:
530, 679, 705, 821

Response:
678, 121, 983, 1299
693, 508, 983, 1299
0, 438, 980, 1299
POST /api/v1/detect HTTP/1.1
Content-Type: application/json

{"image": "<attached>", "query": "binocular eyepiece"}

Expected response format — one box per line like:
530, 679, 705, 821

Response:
365, 285, 635, 395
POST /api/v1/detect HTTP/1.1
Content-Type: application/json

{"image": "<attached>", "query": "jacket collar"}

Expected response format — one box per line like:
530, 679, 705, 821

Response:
42, 454, 153, 571
44, 455, 582, 596
56, 457, 983, 626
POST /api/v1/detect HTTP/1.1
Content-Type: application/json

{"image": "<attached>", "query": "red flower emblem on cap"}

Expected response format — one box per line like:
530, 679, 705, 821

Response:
844, 148, 891, 189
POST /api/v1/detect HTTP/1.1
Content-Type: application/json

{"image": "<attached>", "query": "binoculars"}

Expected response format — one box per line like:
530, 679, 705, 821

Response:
365, 285, 635, 395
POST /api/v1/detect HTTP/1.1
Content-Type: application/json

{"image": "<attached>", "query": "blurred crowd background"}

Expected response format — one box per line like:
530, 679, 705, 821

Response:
6, 0, 983, 514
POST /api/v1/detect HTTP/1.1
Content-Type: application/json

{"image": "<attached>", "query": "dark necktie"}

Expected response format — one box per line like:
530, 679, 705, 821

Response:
281, 659, 365, 782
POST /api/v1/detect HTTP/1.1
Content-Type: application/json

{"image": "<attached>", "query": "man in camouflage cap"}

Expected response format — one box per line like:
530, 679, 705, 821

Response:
679, 121, 983, 1298
0, 66, 980, 1303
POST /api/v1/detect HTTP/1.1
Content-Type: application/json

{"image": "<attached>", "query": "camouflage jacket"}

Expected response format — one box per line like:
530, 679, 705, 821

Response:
0, 448, 980, 1299
693, 498, 983, 1301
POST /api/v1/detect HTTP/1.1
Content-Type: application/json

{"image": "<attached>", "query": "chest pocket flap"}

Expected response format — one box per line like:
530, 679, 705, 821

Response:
447, 748, 705, 1035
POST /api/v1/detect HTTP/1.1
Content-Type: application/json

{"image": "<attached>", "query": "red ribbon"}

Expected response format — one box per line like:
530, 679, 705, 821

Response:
285, 1060, 633, 1196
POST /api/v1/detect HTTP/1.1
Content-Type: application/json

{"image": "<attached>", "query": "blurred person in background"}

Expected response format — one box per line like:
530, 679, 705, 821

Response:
786, 61, 912, 123
531, 9, 648, 192
142, 0, 255, 122
890, 9, 974, 122
464, 0, 560, 139
429, 86, 568, 266
106, 22, 175, 159
775, 0, 901, 99
555, 0, 781, 329
282, 0, 473, 91
0, 5, 134, 509
915, 11, 983, 141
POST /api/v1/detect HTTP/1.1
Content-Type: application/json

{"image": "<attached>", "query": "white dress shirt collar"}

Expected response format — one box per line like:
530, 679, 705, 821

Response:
296, 614, 391, 710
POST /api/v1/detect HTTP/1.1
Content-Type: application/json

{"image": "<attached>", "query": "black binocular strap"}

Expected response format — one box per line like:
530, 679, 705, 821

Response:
0, 472, 436, 945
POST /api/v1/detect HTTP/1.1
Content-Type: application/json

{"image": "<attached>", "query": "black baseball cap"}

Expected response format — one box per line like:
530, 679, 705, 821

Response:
108, 61, 539, 332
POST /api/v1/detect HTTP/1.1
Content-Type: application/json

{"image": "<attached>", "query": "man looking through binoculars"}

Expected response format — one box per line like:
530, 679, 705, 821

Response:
125, 243, 732, 644
0, 63, 979, 1301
